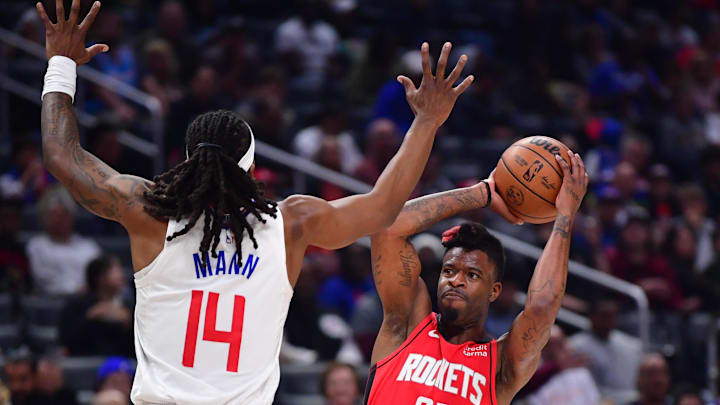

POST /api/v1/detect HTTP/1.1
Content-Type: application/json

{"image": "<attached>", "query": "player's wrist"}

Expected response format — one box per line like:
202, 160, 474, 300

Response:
42, 55, 77, 103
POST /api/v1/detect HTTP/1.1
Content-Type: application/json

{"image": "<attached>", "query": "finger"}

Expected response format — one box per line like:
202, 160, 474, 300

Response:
56, 0, 65, 25
397, 75, 416, 95
446, 54, 467, 85
567, 149, 577, 176
68, 0, 80, 25
86, 43, 109, 59
436, 42, 451, 80
556, 153, 571, 178
452, 75, 474, 96
36, 3, 54, 30
79, 1, 101, 33
492, 194, 524, 225
420, 42, 432, 81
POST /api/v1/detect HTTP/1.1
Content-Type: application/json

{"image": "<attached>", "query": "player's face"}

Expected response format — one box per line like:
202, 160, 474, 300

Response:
437, 248, 501, 325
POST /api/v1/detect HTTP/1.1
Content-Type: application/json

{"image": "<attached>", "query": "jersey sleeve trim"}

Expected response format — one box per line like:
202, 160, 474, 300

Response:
375, 313, 433, 369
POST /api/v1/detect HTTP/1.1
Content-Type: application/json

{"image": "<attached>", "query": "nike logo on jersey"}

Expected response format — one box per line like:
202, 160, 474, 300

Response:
192, 250, 260, 280
396, 353, 487, 405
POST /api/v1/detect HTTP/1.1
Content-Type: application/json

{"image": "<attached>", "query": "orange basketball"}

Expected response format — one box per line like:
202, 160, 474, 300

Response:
494, 136, 570, 224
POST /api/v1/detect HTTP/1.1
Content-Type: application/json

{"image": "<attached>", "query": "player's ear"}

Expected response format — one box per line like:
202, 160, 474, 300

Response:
489, 282, 502, 302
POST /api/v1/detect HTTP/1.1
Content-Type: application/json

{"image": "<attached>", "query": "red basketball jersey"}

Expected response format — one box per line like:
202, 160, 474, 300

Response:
364, 313, 498, 405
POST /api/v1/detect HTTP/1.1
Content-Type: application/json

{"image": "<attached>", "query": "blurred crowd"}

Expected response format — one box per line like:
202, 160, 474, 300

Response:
4, 0, 720, 404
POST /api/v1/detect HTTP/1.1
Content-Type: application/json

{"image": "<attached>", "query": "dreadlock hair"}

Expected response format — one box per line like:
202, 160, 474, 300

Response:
143, 110, 277, 266
441, 222, 506, 281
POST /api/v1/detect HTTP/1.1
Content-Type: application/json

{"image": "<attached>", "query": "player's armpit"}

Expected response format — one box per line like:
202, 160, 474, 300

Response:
368, 231, 431, 365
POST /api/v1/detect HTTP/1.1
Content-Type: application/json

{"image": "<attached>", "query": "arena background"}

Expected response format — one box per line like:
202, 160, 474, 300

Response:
2, 0, 720, 404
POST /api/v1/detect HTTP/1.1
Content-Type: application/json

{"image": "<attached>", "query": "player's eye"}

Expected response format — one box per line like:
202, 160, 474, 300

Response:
469, 272, 479, 279
442, 268, 453, 275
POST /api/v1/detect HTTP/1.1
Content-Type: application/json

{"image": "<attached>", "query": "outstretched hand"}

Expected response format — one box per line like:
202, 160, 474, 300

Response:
398, 42, 474, 127
36, 0, 108, 64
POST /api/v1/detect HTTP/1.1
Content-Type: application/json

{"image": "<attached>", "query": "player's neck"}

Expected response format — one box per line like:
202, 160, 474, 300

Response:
437, 314, 489, 345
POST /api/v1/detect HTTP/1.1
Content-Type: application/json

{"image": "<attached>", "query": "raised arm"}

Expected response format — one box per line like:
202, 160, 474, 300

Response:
38, 1, 159, 266
280, 42, 474, 281
496, 150, 588, 403
369, 174, 521, 364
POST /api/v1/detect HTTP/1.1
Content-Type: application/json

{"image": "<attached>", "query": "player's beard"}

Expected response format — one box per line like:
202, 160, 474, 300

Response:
439, 306, 459, 324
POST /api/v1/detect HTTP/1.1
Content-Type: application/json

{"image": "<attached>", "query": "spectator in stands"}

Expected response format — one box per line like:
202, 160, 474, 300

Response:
373, 50, 421, 133
485, 279, 522, 338
658, 90, 706, 180
630, 353, 671, 405
140, 39, 182, 116
522, 326, 600, 405
675, 184, 716, 272
0, 137, 52, 202
414, 153, 454, 197
672, 386, 704, 405
87, 121, 152, 179
568, 297, 642, 405
606, 208, 684, 311
59, 254, 133, 357
3, 348, 35, 405
146, 0, 197, 82
93, 389, 128, 405
354, 119, 400, 185
165, 65, 226, 166
26, 186, 100, 296
32, 353, 78, 405
275, 0, 339, 85
646, 164, 680, 220
88, 9, 139, 122
612, 161, 648, 209
320, 362, 361, 405
317, 244, 374, 321
293, 105, 362, 175
95, 357, 134, 399
311, 136, 349, 201
235, 68, 289, 149
0, 197, 31, 294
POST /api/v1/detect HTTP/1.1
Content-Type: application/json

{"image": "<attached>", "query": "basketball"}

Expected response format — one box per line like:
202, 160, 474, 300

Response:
494, 136, 570, 224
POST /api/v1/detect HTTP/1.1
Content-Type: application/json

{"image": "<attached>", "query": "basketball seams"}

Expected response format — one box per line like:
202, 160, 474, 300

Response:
509, 144, 564, 179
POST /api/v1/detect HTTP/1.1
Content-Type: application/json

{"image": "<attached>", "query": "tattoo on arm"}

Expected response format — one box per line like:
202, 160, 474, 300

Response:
41, 93, 150, 223
518, 312, 551, 359
401, 187, 485, 234
551, 213, 571, 239
398, 251, 416, 287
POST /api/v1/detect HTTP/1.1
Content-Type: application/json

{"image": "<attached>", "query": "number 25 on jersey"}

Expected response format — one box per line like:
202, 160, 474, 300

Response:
182, 290, 246, 372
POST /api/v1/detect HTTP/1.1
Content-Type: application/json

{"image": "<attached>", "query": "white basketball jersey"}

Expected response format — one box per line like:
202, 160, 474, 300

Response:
131, 211, 292, 405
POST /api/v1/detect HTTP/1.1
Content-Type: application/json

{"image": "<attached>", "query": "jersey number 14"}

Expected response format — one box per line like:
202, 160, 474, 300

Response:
182, 290, 246, 372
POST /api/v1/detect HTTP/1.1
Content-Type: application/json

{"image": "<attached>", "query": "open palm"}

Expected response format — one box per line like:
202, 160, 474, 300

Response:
36, 0, 108, 64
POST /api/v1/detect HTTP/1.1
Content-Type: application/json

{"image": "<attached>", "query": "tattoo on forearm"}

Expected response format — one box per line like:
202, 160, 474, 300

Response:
519, 312, 551, 358
41, 93, 150, 221
566, 188, 581, 203
552, 213, 571, 239
404, 188, 484, 232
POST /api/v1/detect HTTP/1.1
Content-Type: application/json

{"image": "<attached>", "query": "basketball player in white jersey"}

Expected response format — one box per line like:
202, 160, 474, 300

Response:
35, 1, 475, 403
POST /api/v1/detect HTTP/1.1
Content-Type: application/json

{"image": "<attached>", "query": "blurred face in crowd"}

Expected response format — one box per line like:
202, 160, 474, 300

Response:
676, 394, 703, 405
367, 119, 400, 166
637, 354, 670, 402
621, 220, 649, 254
324, 365, 358, 405
190, 66, 217, 102
317, 136, 342, 171
5, 361, 34, 401
44, 202, 75, 242
590, 300, 618, 340
159, 1, 186, 40
613, 162, 637, 200
34, 358, 63, 394
101, 258, 127, 295
672, 225, 696, 260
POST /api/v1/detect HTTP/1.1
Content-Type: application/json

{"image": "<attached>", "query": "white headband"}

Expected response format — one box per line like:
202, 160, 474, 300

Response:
184, 121, 256, 172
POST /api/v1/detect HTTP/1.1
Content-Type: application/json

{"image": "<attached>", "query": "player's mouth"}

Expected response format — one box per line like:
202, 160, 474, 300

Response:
441, 290, 466, 301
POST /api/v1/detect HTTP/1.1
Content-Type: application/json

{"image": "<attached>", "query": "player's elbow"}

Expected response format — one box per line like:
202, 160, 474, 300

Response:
365, 191, 402, 229
42, 152, 66, 179
524, 295, 561, 318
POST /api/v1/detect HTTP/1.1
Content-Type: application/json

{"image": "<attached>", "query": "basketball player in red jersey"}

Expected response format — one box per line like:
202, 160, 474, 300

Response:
365, 151, 589, 405
35, 1, 475, 403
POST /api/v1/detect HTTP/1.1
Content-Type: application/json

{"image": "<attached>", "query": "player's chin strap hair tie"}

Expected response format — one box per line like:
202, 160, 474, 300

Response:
441, 225, 462, 243
185, 121, 256, 172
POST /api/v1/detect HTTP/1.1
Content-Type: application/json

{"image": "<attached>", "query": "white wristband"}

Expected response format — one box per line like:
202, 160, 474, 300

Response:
42, 56, 77, 103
